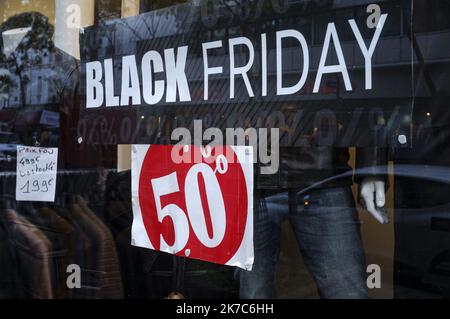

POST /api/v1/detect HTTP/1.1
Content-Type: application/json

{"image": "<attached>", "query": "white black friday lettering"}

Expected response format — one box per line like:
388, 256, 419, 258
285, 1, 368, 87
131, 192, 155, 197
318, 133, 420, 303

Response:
85, 14, 387, 108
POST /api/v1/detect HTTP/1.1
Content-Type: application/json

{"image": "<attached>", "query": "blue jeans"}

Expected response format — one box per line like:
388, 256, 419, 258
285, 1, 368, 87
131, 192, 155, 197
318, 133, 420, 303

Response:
239, 187, 368, 299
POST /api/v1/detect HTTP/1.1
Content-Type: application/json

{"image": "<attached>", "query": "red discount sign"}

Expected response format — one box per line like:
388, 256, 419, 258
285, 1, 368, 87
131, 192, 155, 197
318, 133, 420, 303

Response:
131, 145, 254, 270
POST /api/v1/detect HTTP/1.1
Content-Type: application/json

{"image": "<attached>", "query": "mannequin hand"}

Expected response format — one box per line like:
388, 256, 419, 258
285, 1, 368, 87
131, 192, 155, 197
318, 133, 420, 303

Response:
360, 177, 389, 224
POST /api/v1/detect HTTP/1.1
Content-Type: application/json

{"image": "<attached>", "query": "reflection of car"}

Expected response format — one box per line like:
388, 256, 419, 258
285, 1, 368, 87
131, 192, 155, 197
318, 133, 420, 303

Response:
394, 202, 450, 298
390, 166, 450, 298
299, 164, 450, 298
0, 132, 19, 168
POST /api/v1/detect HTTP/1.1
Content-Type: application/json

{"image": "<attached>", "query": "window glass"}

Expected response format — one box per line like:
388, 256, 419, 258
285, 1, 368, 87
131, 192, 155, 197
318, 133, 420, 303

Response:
0, 0, 450, 301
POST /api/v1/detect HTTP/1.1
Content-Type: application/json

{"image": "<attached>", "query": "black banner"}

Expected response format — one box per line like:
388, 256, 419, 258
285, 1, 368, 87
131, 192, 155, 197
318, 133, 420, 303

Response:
79, 0, 414, 147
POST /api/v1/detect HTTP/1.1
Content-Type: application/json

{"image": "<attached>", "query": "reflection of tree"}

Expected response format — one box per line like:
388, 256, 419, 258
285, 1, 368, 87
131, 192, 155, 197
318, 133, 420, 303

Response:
0, 12, 54, 108
95, 0, 122, 23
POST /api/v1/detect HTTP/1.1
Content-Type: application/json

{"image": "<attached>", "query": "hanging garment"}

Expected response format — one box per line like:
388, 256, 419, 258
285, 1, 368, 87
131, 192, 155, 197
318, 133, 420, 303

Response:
51, 205, 98, 299
38, 207, 75, 298
70, 198, 124, 298
1, 209, 53, 299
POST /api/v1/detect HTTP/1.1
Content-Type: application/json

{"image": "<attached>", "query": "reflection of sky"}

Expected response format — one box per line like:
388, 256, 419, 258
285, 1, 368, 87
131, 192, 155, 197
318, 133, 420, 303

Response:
1, 27, 31, 58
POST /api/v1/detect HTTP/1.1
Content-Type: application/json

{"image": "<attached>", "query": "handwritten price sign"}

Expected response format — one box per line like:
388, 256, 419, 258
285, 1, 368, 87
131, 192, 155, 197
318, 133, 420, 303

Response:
131, 145, 254, 270
16, 146, 58, 202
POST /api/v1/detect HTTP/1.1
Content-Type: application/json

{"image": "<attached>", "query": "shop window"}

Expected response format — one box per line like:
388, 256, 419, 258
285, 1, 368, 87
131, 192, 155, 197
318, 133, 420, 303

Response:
1, 0, 450, 302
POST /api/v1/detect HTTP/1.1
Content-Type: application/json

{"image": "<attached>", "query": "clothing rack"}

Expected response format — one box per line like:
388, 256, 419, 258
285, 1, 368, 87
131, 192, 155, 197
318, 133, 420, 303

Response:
0, 168, 191, 297
0, 169, 116, 177
0, 168, 124, 299
0, 169, 114, 214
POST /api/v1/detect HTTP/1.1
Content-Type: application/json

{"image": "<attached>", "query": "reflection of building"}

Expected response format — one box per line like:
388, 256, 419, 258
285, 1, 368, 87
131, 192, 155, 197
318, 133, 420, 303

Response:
0, 47, 75, 141
0, 11, 78, 157
5, 51, 69, 108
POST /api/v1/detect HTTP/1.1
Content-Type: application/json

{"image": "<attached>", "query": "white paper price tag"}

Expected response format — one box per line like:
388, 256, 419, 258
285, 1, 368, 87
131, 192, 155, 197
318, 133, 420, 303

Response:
15, 146, 58, 202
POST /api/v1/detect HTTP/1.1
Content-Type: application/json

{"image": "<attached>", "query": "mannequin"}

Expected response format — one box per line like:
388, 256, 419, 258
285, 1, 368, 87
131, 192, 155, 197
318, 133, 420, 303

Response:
240, 140, 389, 299
2, 27, 31, 57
